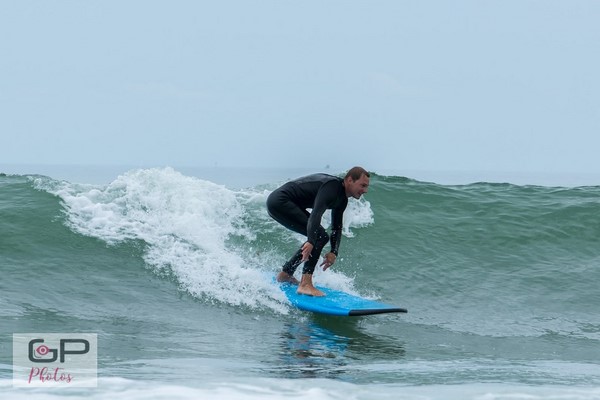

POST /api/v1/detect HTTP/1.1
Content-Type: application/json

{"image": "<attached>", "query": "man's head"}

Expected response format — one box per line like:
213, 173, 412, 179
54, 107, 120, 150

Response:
343, 166, 370, 199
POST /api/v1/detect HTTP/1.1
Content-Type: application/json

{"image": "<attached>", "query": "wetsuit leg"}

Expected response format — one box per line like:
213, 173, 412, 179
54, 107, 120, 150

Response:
301, 228, 329, 274
267, 189, 311, 236
267, 189, 330, 275
281, 248, 303, 276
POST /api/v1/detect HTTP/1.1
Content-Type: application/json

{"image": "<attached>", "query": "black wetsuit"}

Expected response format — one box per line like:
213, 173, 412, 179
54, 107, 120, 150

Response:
266, 174, 348, 275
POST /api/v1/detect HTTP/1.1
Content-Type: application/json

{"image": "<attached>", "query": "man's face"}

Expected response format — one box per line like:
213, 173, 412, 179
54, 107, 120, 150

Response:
345, 174, 370, 199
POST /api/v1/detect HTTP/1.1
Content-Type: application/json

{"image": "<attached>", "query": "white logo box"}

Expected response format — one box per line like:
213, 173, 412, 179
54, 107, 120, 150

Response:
13, 333, 97, 388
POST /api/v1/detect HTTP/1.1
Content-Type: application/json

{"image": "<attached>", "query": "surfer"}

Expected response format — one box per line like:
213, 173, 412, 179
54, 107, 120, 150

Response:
267, 166, 370, 296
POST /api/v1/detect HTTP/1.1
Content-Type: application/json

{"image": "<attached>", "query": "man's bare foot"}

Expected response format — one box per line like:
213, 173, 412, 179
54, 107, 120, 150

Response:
276, 271, 299, 285
297, 273, 325, 296
297, 285, 325, 297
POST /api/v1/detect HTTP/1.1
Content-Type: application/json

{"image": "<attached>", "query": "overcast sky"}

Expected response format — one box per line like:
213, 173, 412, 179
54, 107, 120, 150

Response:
1, 1, 599, 178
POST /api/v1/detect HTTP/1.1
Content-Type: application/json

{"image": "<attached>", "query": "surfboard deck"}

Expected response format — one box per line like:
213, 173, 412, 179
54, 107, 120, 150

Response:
277, 282, 407, 316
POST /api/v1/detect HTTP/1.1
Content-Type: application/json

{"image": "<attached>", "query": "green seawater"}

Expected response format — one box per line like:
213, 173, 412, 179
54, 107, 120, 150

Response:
1, 168, 599, 399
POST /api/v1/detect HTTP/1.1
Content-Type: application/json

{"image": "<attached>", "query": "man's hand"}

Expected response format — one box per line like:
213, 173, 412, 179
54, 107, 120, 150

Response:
320, 252, 337, 271
301, 242, 314, 262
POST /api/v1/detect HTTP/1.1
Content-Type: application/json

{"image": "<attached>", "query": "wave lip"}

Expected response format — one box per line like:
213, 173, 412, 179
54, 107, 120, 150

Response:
36, 167, 286, 312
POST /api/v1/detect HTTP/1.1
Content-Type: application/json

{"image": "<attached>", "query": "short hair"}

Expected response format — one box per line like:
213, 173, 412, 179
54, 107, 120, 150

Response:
344, 166, 370, 181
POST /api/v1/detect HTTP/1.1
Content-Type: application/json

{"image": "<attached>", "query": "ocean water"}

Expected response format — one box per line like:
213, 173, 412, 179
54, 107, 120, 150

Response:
1, 166, 600, 399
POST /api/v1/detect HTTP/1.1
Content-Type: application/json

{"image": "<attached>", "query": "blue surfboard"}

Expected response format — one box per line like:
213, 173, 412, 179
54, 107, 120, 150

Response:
278, 282, 407, 316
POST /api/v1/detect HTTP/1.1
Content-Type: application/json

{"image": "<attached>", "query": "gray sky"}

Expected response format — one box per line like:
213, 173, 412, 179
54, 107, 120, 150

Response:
1, 1, 599, 177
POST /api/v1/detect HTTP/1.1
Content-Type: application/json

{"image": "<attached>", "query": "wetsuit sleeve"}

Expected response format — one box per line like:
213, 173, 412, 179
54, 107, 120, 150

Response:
306, 181, 339, 246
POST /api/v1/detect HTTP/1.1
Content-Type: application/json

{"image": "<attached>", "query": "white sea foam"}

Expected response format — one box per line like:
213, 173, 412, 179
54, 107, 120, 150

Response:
36, 168, 283, 312
2, 378, 600, 400
35, 168, 374, 312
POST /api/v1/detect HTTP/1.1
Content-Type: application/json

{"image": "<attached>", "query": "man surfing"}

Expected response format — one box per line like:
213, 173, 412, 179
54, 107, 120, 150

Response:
267, 167, 370, 296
